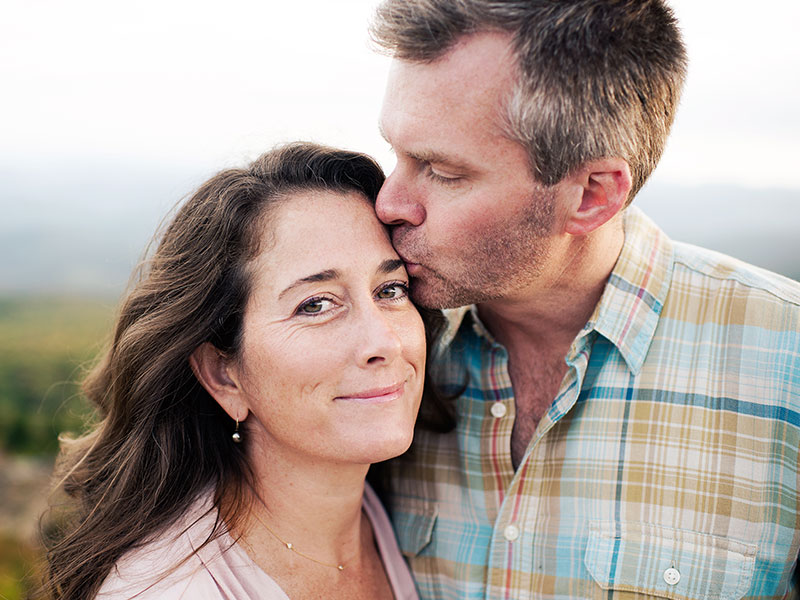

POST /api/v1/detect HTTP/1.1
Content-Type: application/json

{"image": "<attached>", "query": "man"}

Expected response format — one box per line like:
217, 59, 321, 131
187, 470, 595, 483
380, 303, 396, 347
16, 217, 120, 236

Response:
370, 1, 800, 598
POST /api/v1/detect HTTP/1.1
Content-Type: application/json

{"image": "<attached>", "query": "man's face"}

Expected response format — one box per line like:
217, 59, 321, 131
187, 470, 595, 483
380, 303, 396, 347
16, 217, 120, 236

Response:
376, 32, 560, 310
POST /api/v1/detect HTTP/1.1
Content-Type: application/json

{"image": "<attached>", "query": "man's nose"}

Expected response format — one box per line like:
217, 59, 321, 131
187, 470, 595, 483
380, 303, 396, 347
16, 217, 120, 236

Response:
376, 171, 426, 227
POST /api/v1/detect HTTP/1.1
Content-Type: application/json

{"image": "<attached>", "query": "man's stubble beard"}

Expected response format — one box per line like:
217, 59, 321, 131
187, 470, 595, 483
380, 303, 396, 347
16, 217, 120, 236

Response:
406, 189, 558, 310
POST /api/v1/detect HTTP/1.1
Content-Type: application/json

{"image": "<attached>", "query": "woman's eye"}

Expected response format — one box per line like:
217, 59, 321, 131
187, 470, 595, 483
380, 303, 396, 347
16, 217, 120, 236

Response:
297, 297, 335, 315
376, 282, 409, 300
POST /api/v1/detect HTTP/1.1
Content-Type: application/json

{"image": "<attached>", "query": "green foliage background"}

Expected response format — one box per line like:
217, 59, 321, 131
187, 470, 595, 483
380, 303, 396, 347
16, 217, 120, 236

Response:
0, 296, 112, 454
0, 295, 113, 599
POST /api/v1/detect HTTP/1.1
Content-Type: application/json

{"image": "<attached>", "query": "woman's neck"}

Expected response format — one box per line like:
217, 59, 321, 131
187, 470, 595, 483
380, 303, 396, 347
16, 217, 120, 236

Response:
224, 428, 396, 599
232, 440, 373, 575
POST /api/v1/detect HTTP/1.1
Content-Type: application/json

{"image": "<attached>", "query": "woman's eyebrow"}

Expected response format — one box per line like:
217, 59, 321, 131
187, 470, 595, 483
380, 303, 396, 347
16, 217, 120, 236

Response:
277, 260, 403, 300
279, 269, 339, 299
378, 258, 405, 275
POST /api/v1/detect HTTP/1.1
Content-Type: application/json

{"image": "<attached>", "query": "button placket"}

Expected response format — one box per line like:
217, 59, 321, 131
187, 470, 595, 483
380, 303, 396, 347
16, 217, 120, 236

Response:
663, 566, 681, 586
490, 402, 507, 418
503, 524, 520, 542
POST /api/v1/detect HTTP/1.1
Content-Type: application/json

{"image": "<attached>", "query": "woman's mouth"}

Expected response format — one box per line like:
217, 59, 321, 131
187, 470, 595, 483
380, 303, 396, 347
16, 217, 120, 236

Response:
335, 382, 405, 404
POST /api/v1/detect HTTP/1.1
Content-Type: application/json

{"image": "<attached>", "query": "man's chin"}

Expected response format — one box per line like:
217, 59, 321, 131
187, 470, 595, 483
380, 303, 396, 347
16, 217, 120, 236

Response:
410, 278, 474, 310
409, 278, 445, 309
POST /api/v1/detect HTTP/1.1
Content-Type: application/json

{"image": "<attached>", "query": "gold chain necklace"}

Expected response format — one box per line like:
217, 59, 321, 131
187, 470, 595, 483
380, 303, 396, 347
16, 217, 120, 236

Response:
251, 511, 345, 571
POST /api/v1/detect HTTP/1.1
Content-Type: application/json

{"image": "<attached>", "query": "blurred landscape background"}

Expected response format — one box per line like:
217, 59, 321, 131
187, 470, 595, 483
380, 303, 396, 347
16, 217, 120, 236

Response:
1, 0, 798, 598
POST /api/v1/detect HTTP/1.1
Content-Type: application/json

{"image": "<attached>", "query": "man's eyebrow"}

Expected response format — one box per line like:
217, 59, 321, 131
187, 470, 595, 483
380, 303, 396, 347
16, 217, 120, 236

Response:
278, 269, 339, 299
407, 148, 471, 171
378, 125, 473, 173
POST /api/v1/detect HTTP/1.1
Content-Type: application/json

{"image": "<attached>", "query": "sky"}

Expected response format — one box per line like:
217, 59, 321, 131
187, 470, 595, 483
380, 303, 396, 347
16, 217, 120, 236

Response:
2, 0, 799, 190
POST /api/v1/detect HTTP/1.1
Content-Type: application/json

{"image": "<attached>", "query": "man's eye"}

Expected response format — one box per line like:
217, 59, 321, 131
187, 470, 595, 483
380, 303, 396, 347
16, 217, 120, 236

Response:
425, 165, 461, 185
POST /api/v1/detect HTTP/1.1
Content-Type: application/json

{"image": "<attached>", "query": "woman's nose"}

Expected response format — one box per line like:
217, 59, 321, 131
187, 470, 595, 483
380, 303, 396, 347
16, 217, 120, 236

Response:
356, 308, 403, 367
375, 171, 426, 227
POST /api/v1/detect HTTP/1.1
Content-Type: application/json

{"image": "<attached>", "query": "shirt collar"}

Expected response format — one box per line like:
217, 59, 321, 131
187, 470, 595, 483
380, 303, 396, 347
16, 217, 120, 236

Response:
586, 206, 674, 374
437, 305, 473, 355
437, 206, 674, 374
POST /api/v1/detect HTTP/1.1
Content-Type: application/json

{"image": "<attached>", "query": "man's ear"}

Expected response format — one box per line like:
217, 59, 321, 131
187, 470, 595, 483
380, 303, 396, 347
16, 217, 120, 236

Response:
564, 158, 632, 236
189, 342, 249, 422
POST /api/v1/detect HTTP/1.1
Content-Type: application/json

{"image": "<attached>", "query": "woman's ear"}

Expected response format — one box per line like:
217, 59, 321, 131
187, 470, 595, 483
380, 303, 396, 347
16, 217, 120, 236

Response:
189, 342, 249, 421
564, 158, 632, 236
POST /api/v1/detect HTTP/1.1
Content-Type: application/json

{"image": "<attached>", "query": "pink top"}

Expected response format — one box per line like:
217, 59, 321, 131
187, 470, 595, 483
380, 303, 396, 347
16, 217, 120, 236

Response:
96, 484, 418, 599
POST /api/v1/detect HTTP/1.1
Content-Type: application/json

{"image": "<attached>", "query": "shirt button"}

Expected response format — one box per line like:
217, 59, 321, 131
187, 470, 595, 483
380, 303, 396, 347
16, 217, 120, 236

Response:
490, 402, 507, 418
663, 567, 681, 586
503, 524, 520, 541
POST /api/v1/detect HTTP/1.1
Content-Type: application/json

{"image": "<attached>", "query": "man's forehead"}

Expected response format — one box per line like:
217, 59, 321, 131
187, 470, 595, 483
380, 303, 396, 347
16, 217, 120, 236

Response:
379, 40, 516, 142
387, 31, 515, 84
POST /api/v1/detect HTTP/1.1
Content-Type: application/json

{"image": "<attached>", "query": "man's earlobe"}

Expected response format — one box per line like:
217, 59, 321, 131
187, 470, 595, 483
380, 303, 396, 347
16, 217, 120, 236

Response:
565, 158, 632, 236
189, 342, 248, 421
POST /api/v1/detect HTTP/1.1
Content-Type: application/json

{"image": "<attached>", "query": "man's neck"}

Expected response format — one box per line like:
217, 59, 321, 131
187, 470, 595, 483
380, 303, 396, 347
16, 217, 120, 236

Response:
477, 219, 625, 468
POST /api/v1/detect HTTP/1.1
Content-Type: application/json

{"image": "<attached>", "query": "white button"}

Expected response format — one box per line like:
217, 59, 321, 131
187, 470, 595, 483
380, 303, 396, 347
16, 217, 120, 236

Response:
663, 567, 681, 586
490, 402, 507, 418
503, 524, 520, 541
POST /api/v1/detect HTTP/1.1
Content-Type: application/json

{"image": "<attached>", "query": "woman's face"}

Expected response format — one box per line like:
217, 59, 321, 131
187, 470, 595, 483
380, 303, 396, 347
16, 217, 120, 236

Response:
232, 190, 426, 467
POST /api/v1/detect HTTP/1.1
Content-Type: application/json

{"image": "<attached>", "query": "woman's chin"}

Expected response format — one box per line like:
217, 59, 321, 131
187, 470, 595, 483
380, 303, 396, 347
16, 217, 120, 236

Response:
346, 431, 416, 465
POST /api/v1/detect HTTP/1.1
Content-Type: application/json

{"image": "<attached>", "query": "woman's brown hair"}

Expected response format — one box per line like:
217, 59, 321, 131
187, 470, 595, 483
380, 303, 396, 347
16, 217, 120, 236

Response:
38, 142, 395, 599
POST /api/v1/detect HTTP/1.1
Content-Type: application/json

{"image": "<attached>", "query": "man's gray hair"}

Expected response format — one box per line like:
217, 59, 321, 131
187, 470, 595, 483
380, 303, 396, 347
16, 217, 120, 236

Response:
370, 0, 687, 203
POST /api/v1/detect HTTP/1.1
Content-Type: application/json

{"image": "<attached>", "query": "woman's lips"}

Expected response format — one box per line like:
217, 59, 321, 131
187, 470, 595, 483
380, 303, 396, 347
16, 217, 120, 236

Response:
335, 382, 405, 404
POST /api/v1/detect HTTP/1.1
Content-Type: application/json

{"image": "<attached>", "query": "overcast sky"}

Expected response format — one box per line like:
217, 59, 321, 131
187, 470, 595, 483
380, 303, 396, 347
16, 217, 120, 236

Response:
1, 0, 799, 189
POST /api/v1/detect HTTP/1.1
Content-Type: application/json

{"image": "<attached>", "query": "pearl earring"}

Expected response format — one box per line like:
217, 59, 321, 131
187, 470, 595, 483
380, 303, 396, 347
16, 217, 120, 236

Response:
232, 419, 242, 443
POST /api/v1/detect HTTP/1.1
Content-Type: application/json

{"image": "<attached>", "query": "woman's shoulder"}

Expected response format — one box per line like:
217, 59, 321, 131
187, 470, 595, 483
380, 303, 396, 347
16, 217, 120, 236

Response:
96, 494, 289, 600
95, 493, 220, 599
97, 560, 227, 600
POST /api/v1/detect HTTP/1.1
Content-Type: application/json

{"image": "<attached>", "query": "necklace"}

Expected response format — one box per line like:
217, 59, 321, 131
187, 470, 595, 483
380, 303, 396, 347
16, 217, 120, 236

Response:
251, 511, 345, 571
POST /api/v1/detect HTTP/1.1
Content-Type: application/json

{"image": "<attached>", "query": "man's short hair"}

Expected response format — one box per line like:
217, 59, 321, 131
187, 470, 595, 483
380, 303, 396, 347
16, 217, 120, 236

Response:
371, 0, 687, 203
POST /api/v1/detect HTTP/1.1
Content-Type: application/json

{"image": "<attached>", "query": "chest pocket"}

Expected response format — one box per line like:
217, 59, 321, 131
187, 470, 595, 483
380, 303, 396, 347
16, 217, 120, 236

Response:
584, 521, 757, 600
390, 496, 438, 557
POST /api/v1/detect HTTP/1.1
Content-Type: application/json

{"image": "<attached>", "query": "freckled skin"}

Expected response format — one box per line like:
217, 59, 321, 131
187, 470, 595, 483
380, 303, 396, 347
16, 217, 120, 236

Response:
231, 191, 426, 468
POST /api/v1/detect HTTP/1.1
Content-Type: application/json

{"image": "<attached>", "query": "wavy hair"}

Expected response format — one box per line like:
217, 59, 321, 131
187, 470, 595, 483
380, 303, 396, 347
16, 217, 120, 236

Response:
38, 142, 399, 599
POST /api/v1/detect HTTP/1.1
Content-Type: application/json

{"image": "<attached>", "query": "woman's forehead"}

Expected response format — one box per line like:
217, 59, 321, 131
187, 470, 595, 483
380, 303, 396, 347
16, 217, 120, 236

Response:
248, 190, 396, 292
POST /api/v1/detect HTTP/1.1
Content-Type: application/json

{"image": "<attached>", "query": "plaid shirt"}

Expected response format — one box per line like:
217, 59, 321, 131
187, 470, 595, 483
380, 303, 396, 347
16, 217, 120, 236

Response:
387, 207, 800, 600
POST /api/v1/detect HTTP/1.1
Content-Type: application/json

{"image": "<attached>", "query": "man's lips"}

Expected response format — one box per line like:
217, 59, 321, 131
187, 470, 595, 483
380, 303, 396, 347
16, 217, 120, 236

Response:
394, 249, 422, 275
403, 261, 422, 276
390, 230, 421, 271
335, 382, 405, 404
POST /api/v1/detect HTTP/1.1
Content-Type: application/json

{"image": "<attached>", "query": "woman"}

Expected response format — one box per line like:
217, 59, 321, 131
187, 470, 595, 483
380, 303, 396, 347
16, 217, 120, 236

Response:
40, 142, 433, 599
